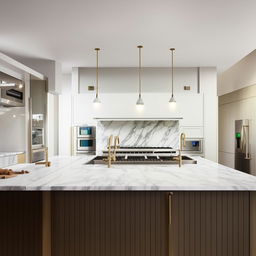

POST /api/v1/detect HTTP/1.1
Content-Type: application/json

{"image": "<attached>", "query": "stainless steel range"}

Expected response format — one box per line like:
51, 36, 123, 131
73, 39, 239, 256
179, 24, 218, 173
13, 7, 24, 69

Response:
88, 146, 197, 165
103, 146, 177, 155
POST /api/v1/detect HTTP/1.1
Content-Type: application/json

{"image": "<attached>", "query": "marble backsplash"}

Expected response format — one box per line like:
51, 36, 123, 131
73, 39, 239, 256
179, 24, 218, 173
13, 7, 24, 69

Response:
96, 120, 179, 151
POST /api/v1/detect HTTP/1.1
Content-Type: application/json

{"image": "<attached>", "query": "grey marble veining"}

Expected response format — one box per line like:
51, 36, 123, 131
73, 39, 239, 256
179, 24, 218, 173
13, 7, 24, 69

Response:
1, 156, 256, 191
97, 120, 179, 151
0, 152, 24, 168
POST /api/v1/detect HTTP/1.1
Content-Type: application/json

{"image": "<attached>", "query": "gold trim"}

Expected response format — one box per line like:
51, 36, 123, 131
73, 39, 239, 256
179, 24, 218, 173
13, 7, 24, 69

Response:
137, 45, 143, 98
95, 48, 100, 98
169, 192, 174, 256
170, 48, 175, 98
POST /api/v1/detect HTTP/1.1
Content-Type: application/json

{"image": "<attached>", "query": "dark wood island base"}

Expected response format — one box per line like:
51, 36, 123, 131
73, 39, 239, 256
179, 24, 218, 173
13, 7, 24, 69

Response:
1, 191, 256, 256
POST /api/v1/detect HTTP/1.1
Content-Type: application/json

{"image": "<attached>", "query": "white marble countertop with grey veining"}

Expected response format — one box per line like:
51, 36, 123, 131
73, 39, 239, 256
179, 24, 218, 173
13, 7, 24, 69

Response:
0, 155, 256, 191
0, 151, 24, 157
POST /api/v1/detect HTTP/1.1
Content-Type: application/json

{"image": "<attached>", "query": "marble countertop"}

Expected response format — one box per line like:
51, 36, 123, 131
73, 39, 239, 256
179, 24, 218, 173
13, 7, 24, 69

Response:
0, 152, 24, 157
0, 155, 256, 191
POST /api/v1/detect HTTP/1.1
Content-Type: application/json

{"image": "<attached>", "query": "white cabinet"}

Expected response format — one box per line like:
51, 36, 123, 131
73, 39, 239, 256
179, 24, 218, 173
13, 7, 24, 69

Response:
178, 94, 203, 127
179, 126, 203, 138
73, 93, 204, 127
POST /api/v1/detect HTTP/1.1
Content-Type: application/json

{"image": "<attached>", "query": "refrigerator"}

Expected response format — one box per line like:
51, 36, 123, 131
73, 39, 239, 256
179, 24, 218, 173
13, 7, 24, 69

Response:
235, 119, 251, 174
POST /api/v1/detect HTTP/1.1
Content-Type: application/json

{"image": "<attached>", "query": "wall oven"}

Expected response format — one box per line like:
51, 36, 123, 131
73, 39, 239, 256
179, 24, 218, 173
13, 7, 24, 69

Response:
32, 128, 44, 149
74, 126, 96, 154
77, 126, 96, 138
77, 138, 96, 152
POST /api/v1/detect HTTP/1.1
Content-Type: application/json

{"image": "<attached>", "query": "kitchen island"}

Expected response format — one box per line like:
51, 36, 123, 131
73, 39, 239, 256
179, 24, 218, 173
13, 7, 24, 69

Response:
1, 155, 256, 190
1, 156, 256, 256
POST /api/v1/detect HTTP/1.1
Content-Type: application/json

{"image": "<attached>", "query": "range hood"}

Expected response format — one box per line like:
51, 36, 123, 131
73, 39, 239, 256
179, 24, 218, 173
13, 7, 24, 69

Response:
94, 117, 183, 121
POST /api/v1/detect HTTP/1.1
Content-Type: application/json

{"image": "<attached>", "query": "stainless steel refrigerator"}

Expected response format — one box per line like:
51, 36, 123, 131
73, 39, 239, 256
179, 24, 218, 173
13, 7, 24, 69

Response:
235, 119, 251, 173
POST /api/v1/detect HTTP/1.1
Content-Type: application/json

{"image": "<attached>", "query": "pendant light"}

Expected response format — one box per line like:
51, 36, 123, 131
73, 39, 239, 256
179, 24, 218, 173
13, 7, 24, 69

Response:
93, 48, 101, 104
169, 48, 176, 104
136, 45, 144, 107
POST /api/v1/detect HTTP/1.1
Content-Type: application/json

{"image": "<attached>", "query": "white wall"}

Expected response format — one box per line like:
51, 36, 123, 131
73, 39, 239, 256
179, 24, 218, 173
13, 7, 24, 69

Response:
58, 73, 72, 156
59, 67, 217, 161
200, 67, 218, 162
218, 50, 256, 96
79, 67, 198, 93
72, 93, 203, 126
47, 93, 59, 156
16, 57, 62, 94
0, 107, 26, 152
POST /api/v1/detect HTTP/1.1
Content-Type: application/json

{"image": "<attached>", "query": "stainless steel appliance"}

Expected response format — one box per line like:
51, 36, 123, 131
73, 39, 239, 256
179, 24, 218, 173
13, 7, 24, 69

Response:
31, 114, 45, 162
77, 138, 96, 152
77, 126, 96, 138
235, 119, 250, 173
88, 154, 197, 165
88, 146, 197, 165
32, 128, 44, 149
75, 126, 96, 154
102, 146, 177, 156
0, 72, 24, 107
32, 114, 45, 149
181, 138, 204, 156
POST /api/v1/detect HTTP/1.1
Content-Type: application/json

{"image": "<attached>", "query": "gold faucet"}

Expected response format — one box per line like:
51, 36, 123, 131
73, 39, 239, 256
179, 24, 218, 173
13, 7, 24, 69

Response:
105, 135, 120, 167
180, 133, 186, 151
113, 136, 120, 161
175, 133, 186, 167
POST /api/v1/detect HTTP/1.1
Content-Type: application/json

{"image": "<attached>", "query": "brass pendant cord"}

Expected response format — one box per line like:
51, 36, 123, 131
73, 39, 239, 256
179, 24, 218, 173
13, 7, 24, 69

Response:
171, 48, 175, 98
95, 48, 100, 98
138, 46, 143, 98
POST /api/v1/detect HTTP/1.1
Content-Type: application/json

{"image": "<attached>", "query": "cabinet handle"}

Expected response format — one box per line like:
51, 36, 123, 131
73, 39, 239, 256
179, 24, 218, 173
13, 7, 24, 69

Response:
169, 192, 173, 225
169, 192, 174, 256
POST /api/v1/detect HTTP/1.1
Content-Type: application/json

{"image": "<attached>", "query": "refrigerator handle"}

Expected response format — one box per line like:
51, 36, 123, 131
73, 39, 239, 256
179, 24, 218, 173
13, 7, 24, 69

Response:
242, 124, 250, 159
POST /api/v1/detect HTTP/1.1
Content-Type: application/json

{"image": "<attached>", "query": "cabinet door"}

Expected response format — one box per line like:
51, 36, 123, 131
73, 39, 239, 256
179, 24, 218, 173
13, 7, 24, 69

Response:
52, 191, 169, 256
170, 192, 250, 256
0, 192, 42, 256
51, 191, 250, 256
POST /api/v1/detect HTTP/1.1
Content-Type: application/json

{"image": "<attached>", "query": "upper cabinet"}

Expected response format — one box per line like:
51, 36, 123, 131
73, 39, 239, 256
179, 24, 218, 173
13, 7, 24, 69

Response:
73, 93, 203, 127
30, 78, 47, 115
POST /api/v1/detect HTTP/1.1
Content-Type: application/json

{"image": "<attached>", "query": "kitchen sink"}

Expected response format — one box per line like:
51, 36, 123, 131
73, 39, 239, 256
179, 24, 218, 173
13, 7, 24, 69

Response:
86, 155, 197, 165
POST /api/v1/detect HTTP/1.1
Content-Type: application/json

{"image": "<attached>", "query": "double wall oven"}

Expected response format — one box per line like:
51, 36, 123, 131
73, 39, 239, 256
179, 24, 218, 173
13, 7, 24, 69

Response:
75, 126, 96, 154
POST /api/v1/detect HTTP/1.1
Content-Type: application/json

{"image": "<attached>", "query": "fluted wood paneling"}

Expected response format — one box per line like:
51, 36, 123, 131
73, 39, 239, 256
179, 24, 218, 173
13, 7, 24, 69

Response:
0, 192, 42, 256
171, 192, 250, 256
0, 191, 250, 256
52, 192, 169, 256
52, 191, 250, 256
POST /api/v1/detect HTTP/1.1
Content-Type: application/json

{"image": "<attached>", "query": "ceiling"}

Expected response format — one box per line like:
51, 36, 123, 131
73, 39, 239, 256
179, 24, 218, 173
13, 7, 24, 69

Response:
0, 0, 255, 73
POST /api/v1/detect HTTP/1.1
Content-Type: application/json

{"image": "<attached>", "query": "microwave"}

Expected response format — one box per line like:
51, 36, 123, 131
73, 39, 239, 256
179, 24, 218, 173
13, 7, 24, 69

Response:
77, 138, 96, 152
182, 138, 204, 156
77, 126, 96, 138
183, 138, 204, 156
